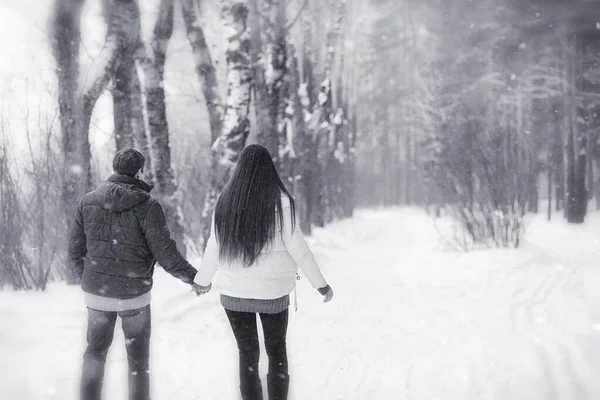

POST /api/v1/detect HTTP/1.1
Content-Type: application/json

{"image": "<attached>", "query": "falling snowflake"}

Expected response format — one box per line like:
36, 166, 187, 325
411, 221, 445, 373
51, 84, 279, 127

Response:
69, 164, 83, 175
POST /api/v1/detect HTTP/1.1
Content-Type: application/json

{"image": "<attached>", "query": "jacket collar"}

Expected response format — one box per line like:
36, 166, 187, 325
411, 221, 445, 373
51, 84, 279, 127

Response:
107, 174, 154, 193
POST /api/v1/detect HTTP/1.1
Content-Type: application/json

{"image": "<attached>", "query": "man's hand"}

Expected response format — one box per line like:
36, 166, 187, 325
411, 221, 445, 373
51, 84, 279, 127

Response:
191, 282, 212, 296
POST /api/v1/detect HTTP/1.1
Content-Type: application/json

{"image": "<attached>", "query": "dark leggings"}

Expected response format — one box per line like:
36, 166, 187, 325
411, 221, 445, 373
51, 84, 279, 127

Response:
225, 308, 289, 384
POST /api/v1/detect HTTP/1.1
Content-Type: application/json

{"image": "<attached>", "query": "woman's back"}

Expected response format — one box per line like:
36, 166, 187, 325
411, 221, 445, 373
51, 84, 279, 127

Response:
198, 194, 327, 300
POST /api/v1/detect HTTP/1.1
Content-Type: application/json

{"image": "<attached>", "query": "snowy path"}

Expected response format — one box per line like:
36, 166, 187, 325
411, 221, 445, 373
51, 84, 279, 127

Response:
2, 208, 600, 399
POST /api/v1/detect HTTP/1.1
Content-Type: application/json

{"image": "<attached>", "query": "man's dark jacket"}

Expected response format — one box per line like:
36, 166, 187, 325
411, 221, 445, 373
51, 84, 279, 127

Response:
68, 174, 197, 299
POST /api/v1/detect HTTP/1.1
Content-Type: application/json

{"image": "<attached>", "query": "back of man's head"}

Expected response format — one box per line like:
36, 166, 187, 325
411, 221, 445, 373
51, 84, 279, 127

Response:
113, 148, 145, 177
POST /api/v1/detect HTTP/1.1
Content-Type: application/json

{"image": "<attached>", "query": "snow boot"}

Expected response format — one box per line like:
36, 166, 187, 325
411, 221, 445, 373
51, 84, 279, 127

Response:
267, 373, 289, 400
240, 376, 263, 400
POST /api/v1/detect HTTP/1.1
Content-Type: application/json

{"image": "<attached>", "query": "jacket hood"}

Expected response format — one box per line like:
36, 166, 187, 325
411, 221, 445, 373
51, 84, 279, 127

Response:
93, 174, 153, 212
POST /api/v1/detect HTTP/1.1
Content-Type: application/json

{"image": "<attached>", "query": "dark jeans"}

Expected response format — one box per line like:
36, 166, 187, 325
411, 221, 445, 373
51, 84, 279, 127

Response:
81, 305, 151, 400
225, 308, 289, 387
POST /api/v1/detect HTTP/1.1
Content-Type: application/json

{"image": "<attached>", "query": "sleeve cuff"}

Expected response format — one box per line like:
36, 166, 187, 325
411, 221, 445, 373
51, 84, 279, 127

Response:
318, 285, 331, 295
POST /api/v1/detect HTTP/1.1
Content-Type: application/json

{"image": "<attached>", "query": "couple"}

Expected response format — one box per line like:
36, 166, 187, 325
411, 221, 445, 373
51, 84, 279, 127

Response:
68, 145, 334, 400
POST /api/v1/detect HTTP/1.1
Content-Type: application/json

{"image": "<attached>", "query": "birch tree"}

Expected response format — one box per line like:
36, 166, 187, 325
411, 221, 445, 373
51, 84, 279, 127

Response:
136, 0, 186, 248
201, 2, 252, 244
180, 0, 223, 143
249, 0, 285, 158
313, 0, 345, 225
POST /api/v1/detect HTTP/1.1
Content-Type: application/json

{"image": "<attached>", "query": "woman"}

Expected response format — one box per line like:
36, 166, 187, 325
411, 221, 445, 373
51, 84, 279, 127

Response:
193, 144, 334, 400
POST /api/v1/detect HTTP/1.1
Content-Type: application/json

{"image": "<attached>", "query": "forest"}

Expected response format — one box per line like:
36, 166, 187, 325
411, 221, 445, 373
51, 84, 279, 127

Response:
2, 0, 600, 290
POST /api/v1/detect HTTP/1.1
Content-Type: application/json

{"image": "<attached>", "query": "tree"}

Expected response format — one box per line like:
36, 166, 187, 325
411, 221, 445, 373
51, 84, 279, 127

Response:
136, 0, 187, 249
180, 0, 223, 143
110, 0, 141, 150
249, 0, 286, 158
201, 2, 252, 245
51, 0, 122, 282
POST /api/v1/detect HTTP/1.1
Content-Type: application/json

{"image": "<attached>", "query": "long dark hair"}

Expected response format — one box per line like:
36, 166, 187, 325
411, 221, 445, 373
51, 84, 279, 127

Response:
214, 144, 296, 267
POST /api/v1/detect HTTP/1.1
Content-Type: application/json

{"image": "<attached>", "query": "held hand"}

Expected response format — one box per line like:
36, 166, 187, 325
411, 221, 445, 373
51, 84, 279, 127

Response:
191, 282, 212, 296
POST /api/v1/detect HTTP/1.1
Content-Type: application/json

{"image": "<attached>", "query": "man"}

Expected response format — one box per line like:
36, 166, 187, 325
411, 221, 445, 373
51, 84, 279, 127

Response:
69, 148, 210, 400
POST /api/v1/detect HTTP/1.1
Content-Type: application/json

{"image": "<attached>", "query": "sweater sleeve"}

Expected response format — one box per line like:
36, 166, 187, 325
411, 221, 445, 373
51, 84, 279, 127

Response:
281, 199, 328, 289
194, 212, 220, 287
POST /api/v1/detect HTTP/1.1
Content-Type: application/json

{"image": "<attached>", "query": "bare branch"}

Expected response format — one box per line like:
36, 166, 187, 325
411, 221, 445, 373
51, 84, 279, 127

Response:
79, 0, 123, 112
285, 0, 308, 30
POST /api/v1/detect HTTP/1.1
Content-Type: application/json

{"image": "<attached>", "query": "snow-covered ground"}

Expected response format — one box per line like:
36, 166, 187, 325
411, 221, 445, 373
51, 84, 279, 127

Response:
1, 208, 600, 399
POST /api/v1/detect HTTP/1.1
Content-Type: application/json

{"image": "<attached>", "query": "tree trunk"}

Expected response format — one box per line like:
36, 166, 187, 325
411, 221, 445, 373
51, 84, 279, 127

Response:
314, 0, 345, 223
180, 0, 223, 144
288, 44, 310, 234
587, 141, 594, 209
249, 0, 285, 159
111, 0, 141, 150
201, 2, 252, 246
52, 0, 121, 283
137, 0, 186, 250
596, 162, 600, 211
131, 64, 152, 176
298, 5, 322, 228
274, 2, 292, 183
566, 34, 587, 223
345, 111, 357, 217
547, 155, 553, 221
279, 44, 298, 188
51, 0, 84, 230
297, 16, 318, 234
553, 102, 564, 211
112, 46, 135, 149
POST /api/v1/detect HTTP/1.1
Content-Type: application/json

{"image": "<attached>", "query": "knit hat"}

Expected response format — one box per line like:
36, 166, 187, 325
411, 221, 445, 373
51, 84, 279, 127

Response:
113, 148, 145, 177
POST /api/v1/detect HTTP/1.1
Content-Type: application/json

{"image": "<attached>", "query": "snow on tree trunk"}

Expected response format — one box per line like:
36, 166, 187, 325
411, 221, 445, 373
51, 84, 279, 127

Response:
278, 46, 296, 187
201, 2, 252, 246
298, 6, 321, 229
180, 0, 223, 144
271, 1, 292, 182
136, 0, 186, 251
340, 0, 357, 218
249, 0, 284, 159
314, 0, 345, 225
287, 44, 311, 234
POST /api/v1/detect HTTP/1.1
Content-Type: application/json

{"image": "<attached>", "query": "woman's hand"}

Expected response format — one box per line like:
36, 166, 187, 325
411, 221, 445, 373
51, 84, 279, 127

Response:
318, 285, 334, 303
191, 282, 212, 296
